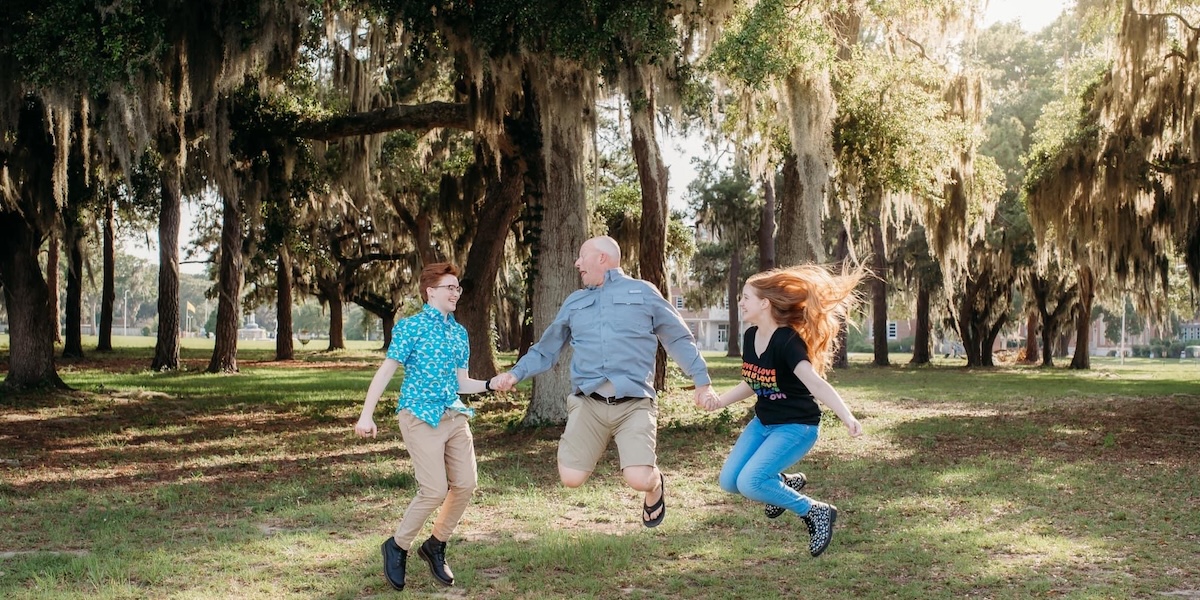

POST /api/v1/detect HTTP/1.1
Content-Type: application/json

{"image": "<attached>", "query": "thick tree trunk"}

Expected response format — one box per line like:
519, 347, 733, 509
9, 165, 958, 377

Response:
98, 196, 115, 351
0, 99, 64, 390
777, 152, 826, 266
776, 70, 832, 267
910, 282, 931, 365
207, 194, 243, 373
0, 211, 65, 390
870, 221, 889, 366
522, 59, 592, 427
627, 69, 671, 391
275, 247, 294, 361
47, 229, 61, 343
1069, 267, 1094, 370
151, 136, 182, 372
62, 215, 85, 359
759, 173, 776, 271
957, 306, 983, 368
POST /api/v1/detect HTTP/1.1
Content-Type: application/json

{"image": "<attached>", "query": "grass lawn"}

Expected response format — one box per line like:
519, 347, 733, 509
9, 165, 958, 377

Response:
1, 336, 1199, 599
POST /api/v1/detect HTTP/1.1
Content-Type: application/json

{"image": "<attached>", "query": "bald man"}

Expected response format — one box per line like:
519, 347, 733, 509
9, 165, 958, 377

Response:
491, 236, 718, 528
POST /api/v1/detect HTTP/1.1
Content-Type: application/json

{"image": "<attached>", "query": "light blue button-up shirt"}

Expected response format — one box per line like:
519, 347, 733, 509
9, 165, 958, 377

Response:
387, 304, 474, 427
510, 269, 710, 399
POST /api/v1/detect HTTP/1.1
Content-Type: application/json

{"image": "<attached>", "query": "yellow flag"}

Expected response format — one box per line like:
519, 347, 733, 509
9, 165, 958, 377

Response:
186, 301, 196, 313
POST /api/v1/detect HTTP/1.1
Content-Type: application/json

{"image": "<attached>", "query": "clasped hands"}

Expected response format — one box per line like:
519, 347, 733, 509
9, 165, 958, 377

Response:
693, 385, 723, 411
488, 372, 518, 392
487, 374, 723, 412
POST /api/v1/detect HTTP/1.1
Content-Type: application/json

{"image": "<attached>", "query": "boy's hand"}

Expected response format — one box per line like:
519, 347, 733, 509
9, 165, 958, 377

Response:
355, 416, 377, 438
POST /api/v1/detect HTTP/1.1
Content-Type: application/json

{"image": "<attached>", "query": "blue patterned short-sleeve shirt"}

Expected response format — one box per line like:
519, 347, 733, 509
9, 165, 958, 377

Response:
387, 304, 473, 427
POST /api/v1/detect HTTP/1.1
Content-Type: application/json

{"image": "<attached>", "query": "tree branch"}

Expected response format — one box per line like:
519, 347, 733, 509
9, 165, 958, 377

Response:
293, 102, 471, 140
895, 30, 948, 73
1142, 11, 1200, 33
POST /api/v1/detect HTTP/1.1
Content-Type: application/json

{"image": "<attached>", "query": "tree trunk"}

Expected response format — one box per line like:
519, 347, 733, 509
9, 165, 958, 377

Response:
726, 249, 742, 357
833, 226, 850, 370
759, 173, 776, 271
1023, 310, 1040, 364
870, 221, 889, 366
0, 211, 66, 390
776, 70, 833, 266
380, 312, 395, 350
0, 99, 64, 390
62, 119, 91, 359
151, 134, 182, 372
62, 213, 85, 359
777, 151, 826, 266
522, 58, 593, 427
275, 246, 294, 361
459, 145, 525, 378
98, 195, 115, 351
47, 229, 61, 343
627, 68, 670, 391
957, 306, 982, 368
1069, 266, 1094, 370
327, 292, 345, 351
207, 193, 243, 373
910, 282, 931, 365
982, 313, 1007, 367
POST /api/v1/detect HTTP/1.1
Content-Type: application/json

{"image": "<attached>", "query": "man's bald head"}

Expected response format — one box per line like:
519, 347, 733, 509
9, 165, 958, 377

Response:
576, 236, 623, 287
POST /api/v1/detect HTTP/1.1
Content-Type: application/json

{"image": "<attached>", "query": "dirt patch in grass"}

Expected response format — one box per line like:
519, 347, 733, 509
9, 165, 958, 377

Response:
885, 394, 1200, 464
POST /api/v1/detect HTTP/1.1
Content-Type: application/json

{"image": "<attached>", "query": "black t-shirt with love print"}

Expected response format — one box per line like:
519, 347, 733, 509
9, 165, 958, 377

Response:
741, 326, 822, 426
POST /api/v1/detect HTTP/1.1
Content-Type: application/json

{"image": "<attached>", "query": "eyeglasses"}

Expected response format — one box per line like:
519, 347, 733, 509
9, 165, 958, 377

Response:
432, 285, 463, 294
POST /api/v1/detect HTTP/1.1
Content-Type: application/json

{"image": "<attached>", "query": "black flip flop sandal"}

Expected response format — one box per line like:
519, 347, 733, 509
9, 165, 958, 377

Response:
642, 473, 666, 528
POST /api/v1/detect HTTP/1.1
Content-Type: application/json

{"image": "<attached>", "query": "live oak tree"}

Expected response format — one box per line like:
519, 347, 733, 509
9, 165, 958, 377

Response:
1026, 0, 1200, 371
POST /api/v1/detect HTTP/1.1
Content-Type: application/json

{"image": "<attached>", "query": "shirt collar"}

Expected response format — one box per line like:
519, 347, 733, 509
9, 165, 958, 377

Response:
588, 268, 625, 289
420, 303, 455, 325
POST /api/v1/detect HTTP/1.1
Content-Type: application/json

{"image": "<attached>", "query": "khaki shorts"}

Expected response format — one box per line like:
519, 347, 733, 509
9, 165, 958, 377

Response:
558, 393, 658, 472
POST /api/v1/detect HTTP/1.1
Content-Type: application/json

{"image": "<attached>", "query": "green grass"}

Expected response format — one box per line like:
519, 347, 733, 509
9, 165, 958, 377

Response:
2, 340, 1199, 599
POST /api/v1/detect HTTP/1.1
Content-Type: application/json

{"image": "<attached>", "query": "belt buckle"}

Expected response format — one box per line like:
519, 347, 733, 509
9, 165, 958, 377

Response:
604, 395, 617, 405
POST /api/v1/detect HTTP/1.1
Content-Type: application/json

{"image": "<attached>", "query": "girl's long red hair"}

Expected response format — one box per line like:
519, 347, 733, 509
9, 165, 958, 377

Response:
747, 264, 864, 377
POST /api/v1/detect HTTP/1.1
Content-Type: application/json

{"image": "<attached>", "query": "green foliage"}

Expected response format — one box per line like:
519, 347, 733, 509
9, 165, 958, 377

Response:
390, 0, 678, 72
1, 0, 166, 94
707, 0, 835, 90
833, 50, 955, 202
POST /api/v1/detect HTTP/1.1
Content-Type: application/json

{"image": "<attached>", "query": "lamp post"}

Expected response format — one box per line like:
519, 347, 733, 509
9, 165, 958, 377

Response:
123, 289, 132, 336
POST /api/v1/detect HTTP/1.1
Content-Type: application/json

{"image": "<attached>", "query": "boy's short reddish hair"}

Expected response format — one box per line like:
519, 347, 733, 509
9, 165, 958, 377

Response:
419, 262, 459, 302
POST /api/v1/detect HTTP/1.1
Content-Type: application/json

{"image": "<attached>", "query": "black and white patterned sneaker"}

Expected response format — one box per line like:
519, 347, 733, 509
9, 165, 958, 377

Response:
764, 472, 808, 519
802, 502, 837, 557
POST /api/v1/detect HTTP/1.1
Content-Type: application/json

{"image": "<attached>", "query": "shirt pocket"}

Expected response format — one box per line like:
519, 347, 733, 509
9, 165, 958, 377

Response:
611, 293, 653, 335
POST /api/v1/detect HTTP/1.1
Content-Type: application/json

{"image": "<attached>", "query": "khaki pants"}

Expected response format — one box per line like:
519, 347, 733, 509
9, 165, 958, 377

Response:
392, 410, 477, 550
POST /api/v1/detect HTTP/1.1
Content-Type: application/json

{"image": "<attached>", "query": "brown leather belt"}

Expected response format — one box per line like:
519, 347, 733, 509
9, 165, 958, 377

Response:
583, 391, 644, 405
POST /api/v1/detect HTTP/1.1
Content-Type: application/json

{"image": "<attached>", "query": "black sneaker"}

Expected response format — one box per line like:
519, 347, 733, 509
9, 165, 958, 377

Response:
801, 502, 838, 557
380, 537, 407, 591
764, 472, 808, 519
418, 535, 455, 586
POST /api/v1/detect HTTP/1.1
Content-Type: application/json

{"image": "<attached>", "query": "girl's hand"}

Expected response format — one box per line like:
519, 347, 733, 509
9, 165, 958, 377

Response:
844, 417, 863, 438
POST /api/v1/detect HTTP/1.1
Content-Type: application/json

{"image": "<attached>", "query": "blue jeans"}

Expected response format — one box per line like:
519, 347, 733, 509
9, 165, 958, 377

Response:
718, 416, 819, 516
